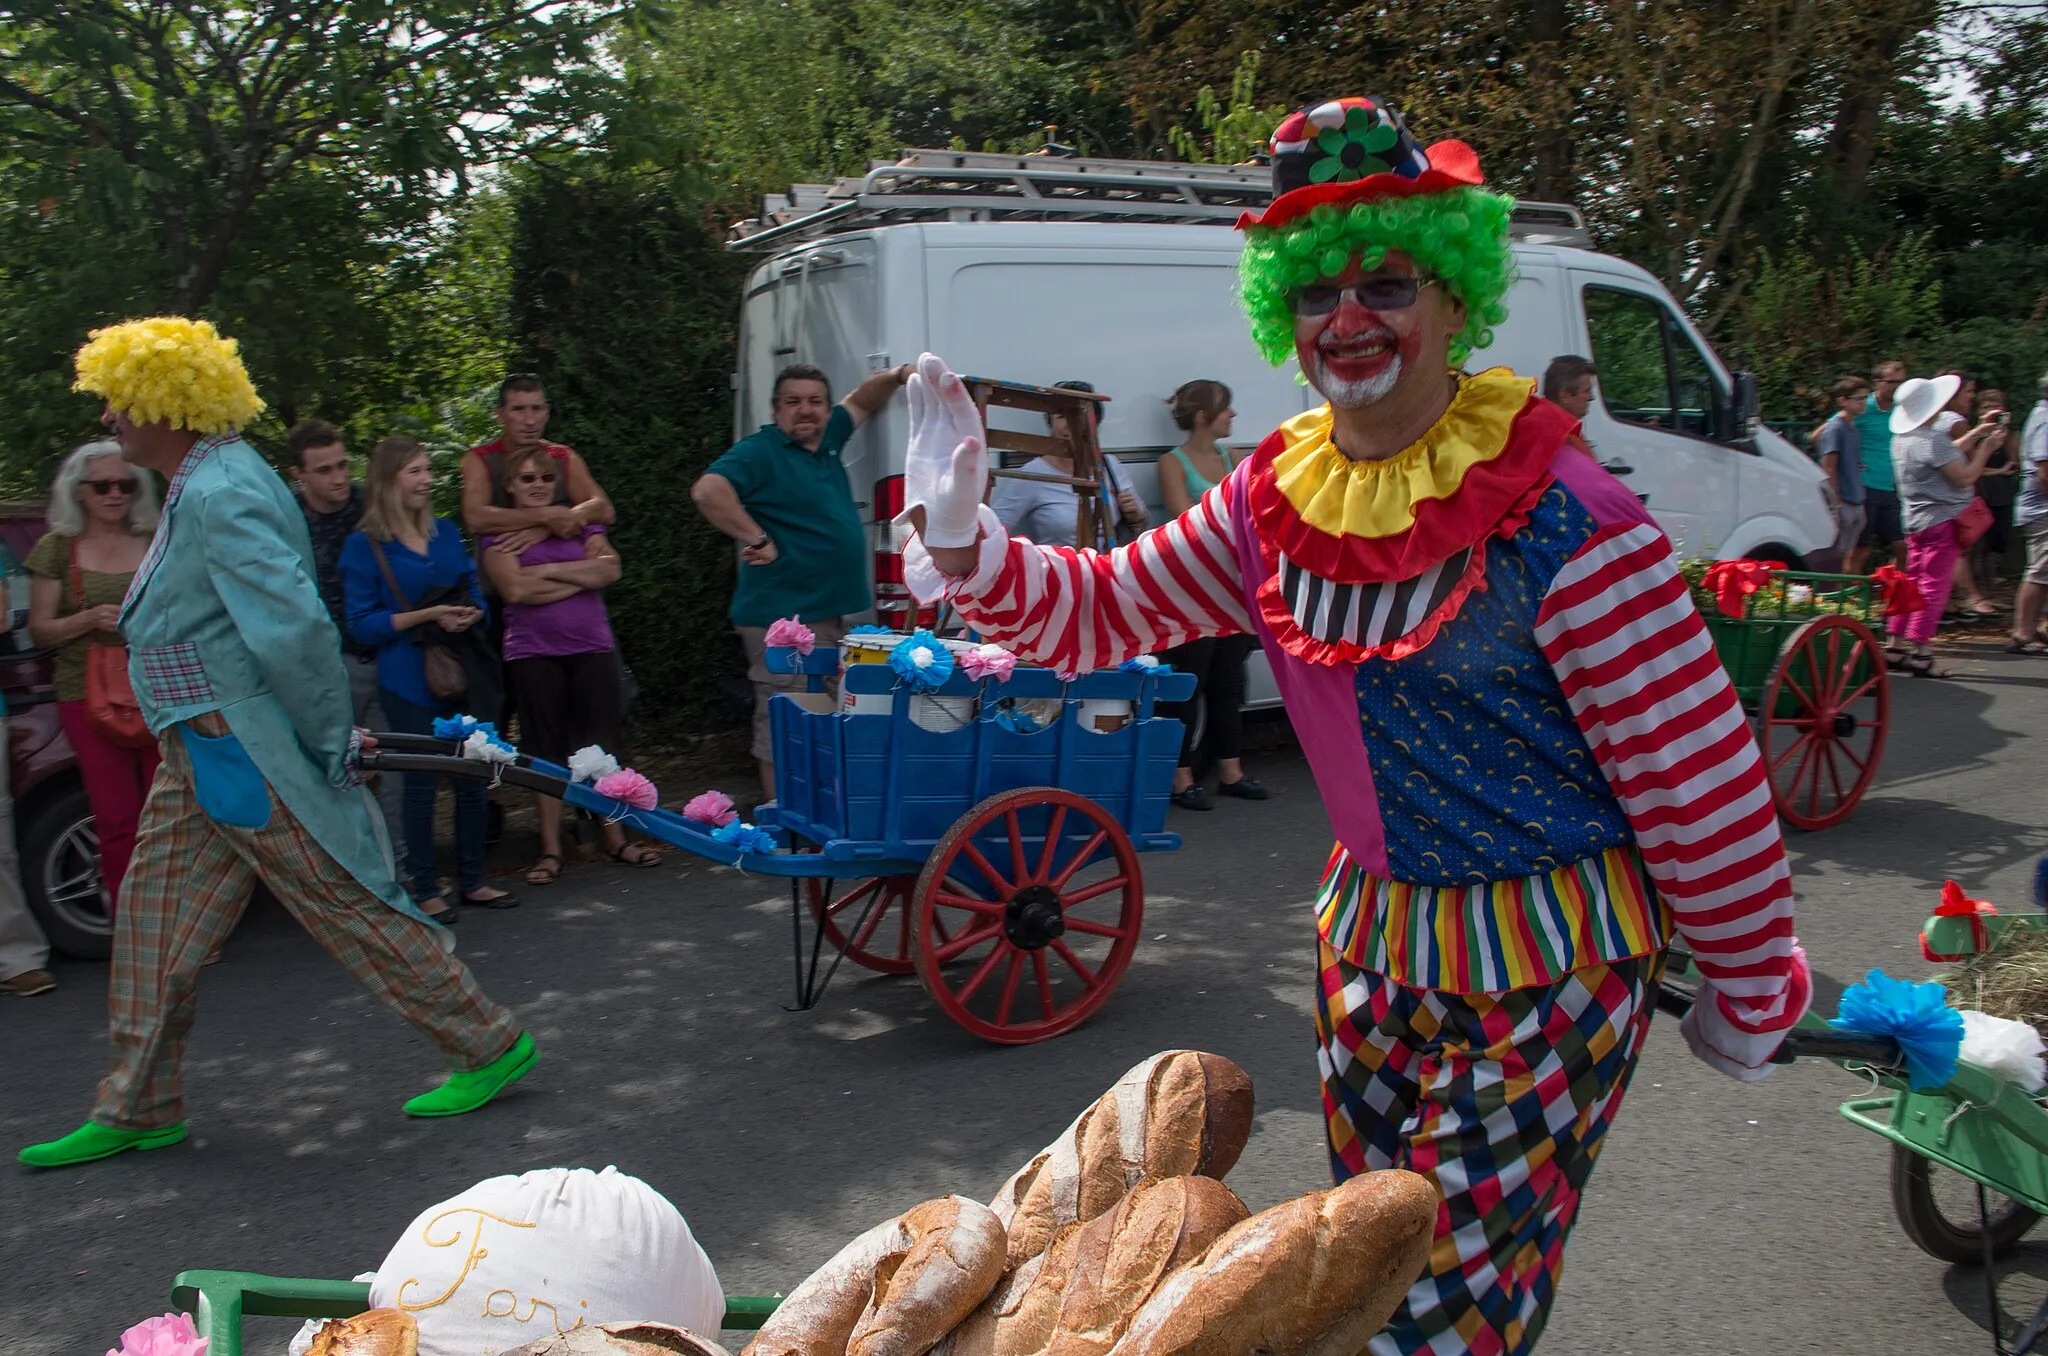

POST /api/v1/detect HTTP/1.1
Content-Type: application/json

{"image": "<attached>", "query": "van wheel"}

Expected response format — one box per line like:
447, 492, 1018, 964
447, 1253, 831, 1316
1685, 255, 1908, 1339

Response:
20, 780, 111, 959
1755, 544, 1807, 571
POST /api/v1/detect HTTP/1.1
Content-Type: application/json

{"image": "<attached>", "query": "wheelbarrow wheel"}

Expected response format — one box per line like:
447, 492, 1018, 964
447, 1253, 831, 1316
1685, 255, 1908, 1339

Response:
911, 787, 1143, 1045
1760, 614, 1889, 831
806, 875, 957, 975
1890, 1145, 2042, 1265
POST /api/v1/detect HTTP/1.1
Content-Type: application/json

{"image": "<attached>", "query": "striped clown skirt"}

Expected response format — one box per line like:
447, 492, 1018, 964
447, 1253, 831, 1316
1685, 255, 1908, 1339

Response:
1315, 939, 1663, 1356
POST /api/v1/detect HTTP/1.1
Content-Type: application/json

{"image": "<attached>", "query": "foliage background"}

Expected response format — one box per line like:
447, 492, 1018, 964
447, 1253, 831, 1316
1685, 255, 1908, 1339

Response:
3, 0, 2045, 732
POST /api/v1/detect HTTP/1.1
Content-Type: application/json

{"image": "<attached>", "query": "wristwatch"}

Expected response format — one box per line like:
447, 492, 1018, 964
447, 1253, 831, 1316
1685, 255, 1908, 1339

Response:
746, 532, 770, 550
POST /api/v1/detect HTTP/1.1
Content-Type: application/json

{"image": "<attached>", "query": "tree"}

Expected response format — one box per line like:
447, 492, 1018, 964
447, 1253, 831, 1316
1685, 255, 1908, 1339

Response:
0, 0, 657, 313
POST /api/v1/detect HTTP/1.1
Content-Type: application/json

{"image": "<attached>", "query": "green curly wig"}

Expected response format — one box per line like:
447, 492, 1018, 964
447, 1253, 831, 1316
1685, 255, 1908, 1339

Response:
1238, 187, 1517, 368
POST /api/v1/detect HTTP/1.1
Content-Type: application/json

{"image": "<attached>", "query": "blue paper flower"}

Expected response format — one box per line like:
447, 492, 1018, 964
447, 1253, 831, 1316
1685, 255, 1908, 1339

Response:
1832, 969, 1964, 1090
1119, 655, 1175, 675
890, 630, 955, 691
433, 714, 483, 740
847, 624, 895, 637
710, 820, 778, 854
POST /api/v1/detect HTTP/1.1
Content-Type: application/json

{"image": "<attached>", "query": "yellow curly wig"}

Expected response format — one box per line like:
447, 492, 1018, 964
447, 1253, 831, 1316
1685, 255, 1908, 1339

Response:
72, 317, 264, 433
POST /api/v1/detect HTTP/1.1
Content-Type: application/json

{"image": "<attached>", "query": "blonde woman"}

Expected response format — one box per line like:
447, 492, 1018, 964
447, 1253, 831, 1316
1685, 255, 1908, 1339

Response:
341, 437, 511, 918
26, 440, 162, 910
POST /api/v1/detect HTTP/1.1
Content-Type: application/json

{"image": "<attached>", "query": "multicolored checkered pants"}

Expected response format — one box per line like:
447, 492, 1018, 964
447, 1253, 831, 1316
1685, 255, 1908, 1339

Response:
1316, 939, 1662, 1356
94, 721, 521, 1130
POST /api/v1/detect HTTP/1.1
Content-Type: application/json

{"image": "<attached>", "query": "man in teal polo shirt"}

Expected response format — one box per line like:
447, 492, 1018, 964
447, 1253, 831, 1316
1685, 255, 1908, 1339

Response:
693, 361, 912, 798
1857, 359, 1908, 567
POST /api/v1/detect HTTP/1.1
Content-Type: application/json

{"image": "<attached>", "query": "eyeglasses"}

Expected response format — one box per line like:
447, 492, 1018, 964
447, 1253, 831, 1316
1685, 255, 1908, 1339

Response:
514, 471, 558, 485
84, 478, 136, 496
1292, 276, 1437, 317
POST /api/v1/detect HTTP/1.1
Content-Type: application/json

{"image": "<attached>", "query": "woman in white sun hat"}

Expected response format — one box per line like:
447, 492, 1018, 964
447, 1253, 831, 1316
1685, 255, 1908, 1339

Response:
1889, 372, 2009, 676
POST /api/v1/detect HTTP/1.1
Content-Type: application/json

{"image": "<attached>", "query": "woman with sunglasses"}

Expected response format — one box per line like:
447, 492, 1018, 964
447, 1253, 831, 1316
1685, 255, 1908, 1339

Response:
27, 441, 163, 912
479, 444, 656, 885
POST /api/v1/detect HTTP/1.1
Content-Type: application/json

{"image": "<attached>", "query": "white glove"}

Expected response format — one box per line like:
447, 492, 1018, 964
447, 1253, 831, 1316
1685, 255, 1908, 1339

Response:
897, 351, 988, 549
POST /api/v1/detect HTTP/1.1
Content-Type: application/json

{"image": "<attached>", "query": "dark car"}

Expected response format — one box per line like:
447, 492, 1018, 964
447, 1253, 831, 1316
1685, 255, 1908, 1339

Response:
0, 502, 114, 958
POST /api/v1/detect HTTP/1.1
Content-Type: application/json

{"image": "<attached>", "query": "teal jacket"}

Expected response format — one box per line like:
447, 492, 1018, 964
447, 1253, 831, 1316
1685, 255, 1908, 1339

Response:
120, 435, 432, 926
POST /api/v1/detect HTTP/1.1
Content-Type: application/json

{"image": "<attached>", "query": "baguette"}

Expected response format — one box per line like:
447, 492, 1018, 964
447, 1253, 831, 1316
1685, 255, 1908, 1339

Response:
1042, 1178, 1248, 1356
501, 1321, 731, 1356
743, 1196, 1005, 1356
1104, 1171, 1439, 1356
989, 1052, 1254, 1270
933, 1221, 1084, 1356
306, 1310, 417, 1356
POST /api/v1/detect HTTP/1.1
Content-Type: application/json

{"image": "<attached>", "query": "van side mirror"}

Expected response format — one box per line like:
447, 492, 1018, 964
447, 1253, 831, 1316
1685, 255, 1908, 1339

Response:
1726, 372, 1761, 440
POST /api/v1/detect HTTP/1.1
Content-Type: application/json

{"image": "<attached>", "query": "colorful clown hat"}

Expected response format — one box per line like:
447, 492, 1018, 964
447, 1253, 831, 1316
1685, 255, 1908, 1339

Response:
1236, 97, 1485, 231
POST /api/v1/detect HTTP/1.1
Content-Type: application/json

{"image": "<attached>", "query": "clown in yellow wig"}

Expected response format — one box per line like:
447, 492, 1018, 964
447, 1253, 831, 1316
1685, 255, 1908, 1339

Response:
72, 317, 265, 433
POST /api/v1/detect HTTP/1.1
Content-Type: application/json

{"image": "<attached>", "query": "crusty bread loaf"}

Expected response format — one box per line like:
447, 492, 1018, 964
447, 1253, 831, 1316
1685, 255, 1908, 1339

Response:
849, 1196, 1008, 1356
306, 1309, 417, 1356
743, 1195, 1005, 1356
1103, 1171, 1439, 1356
934, 1220, 1084, 1356
988, 1052, 1254, 1271
1042, 1177, 1248, 1356
501, 1321, 731, 1356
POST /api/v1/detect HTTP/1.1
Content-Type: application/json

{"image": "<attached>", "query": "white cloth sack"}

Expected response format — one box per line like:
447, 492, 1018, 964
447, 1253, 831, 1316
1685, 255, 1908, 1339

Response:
364, 1166, 723, 1355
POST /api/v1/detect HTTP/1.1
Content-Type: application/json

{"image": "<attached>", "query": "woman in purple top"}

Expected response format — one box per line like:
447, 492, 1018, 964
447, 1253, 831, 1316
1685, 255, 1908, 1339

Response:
480, 444, 660, 883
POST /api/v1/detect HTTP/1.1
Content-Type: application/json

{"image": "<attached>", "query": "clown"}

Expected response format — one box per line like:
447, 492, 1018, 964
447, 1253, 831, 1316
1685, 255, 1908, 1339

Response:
900, 100, 1808, 1354
20, 318, 535, 1170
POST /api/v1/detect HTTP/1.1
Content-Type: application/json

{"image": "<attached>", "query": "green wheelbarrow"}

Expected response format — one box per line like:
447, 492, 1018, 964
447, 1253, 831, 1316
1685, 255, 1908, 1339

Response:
167, 1270, 782, 1356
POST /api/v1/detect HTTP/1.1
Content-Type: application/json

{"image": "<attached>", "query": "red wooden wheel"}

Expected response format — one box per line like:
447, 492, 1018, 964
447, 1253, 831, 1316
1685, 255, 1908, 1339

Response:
807, 875, 958, 975
911, 787, 1144, 1044
1760, 614, 1890, 830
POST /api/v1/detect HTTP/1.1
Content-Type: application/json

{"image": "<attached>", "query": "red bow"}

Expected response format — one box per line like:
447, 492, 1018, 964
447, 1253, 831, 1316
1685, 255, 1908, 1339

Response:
1870, 564, 1925, 617
1922, 879, 1999, 962
1701, 558, 1784, 618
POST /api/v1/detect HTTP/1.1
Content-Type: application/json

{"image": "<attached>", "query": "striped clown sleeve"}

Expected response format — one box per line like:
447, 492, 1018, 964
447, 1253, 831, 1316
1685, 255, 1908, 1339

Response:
902, 481, 1252, 674
1534, 522, 1811, 1080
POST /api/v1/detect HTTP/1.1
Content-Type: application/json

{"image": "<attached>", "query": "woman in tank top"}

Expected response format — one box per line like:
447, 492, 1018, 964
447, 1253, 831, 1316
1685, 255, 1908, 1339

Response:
1155, 380, 1266, 810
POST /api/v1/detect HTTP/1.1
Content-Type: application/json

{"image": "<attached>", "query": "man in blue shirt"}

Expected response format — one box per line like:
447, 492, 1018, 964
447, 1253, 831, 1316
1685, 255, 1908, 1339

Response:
692, 362, 912, 799
1856, 360, 1908, 567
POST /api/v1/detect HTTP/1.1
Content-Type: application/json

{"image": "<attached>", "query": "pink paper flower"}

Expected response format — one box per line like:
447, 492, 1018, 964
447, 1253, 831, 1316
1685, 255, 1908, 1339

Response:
109, 1313, 207, 1356
682, 789, 737, 827
764, 617, 817, 655
961, 643, 1016, 682
594, 768, 659, 810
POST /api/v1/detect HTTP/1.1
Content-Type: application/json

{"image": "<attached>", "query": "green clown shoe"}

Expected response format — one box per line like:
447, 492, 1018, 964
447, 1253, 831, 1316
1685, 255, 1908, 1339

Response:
19, 1120, 188, 1169
403, 1031, 538, 1118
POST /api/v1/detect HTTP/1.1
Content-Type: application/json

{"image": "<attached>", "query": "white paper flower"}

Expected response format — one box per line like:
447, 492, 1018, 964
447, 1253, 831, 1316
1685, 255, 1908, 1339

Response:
911, 645, 936, 669
1130, 654, 1160, 670
569, 745, 621, 784
1959, 1009, 2047, 1090
461, 730, 518, 766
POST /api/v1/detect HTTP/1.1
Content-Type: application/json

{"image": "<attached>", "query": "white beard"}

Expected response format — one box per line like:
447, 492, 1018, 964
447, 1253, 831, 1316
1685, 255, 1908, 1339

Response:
1310, 349, 1404, 409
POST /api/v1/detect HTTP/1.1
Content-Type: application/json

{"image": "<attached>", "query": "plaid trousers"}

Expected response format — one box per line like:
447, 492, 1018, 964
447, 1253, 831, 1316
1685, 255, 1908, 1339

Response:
94, 720, 521, 1130
1316, 940, 1662, 1356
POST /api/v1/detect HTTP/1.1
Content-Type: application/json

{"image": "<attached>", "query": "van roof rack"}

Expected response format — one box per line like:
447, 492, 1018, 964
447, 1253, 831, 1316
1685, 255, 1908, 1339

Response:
727, 149, 1594, 252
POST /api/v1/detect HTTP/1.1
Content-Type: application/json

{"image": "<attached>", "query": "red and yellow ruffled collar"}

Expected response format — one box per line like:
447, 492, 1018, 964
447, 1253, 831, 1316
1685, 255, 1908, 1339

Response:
1247, 368, 1572, 584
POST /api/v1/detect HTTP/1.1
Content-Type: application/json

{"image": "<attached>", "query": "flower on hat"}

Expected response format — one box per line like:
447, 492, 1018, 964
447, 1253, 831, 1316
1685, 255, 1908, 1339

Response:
1309, 103, 1401, 183
73, 317, 264, 433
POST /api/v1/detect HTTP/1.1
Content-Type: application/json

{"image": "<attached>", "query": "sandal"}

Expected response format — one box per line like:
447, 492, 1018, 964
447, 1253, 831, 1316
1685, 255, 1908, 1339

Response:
460, 887, 519, 910
524, 853, 564, 886
1885, 649, 1914, 673
1903, 653, 1955, 679
2006, 638, 2048, 656
609, 842, 661, 868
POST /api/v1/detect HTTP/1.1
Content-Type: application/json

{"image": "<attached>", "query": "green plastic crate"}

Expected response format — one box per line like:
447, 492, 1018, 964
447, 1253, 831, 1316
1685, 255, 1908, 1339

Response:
167, 1270, 780, 1356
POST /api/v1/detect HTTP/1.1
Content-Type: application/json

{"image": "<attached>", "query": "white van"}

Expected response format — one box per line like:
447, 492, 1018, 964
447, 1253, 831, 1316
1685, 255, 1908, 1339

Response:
730, 151, 1832, 703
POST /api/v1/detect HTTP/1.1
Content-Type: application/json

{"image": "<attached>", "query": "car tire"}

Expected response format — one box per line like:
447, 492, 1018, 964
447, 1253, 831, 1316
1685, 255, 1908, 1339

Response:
20, 779, 111, 959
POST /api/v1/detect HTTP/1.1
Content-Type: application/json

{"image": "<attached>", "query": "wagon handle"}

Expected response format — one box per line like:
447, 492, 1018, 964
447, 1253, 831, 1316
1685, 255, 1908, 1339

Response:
1654, 961, 1905, 1070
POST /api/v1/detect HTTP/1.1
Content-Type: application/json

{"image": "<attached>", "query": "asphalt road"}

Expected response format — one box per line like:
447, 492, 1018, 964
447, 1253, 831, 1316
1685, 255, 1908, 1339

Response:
7, 638, 2047, 1356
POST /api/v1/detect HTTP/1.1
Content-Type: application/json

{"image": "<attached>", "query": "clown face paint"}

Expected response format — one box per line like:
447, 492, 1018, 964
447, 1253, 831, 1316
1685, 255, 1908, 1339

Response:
1293, 252, 1451, 410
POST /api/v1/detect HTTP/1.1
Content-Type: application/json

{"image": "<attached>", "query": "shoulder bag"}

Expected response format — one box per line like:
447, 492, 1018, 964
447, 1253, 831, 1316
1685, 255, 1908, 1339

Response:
368, 538, 470, 703
70, 540, 156, 748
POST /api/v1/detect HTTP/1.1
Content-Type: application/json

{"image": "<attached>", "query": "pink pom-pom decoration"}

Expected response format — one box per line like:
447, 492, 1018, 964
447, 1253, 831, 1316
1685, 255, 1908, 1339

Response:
961, 643, 1016, 682
682, 789, 738, 827
594, 768, 659, 810
110, 1313, 207, 1356
764, 617, 817, 655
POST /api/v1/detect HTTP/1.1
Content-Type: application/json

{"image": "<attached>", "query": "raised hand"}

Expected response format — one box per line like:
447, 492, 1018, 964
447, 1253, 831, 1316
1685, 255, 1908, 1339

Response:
897, 352, 988, 549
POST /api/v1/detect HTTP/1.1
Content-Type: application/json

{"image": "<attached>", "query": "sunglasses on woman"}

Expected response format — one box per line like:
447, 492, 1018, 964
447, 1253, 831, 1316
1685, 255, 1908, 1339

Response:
84, 478, 136, 496
1292, 275, 1438, 317
514, 471, 558, 485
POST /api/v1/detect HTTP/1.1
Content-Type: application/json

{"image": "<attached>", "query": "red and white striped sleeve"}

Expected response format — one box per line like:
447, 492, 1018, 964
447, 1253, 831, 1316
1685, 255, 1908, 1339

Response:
1534, 522, 1811, 1080
902, 482, 1253, 672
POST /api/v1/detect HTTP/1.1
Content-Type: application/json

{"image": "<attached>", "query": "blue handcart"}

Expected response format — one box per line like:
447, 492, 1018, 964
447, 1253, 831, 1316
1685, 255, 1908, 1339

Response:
364, 639, 1194, 1044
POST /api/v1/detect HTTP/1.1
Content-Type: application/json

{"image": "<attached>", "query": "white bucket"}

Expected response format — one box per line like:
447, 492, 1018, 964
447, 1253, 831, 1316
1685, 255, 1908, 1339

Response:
1078, 698, 1132, 733
911, 693, 979, 732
